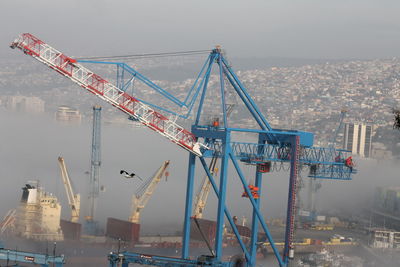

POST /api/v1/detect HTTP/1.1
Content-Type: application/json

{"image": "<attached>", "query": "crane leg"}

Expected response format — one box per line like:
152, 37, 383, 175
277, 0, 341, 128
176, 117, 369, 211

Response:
199, 157, 251, 263
249, 138, 264, 266
214, 135, 230, 260
182, 153, 196, 259
249, 170, 262, 265
283, 135, 300, 264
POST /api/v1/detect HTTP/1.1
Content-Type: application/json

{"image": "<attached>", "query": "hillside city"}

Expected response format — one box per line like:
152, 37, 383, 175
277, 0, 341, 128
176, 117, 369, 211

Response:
1, 56, 399, 159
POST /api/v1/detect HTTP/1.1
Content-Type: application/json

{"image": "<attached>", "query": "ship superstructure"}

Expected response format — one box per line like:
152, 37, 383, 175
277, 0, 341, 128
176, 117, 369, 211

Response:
14, 183, 63, 241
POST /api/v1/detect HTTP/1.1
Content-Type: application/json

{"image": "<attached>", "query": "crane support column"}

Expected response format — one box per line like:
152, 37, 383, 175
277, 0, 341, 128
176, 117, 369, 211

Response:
283, 135, 300, 264
249, 138, 265, 266
182, 153, 196, 259
214, 131, 230, 260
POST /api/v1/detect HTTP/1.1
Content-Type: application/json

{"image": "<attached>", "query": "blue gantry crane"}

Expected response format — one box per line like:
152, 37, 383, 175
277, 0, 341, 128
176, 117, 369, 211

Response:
10, 34, 357, 267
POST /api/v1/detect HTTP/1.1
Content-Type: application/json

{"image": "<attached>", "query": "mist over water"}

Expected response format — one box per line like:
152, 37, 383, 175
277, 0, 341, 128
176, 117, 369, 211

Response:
1, 108, 398, 237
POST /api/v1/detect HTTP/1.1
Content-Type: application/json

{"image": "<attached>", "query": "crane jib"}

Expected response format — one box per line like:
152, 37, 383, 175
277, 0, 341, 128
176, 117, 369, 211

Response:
10, 33, 202, 157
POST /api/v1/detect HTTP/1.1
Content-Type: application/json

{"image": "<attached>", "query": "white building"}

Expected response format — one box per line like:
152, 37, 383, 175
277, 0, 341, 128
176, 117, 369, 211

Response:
343, 123, 373, 158
55, 106, 82, 123
369, 229, 400, 249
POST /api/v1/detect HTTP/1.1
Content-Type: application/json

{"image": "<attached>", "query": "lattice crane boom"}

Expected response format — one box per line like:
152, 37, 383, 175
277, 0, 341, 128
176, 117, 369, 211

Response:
58, 157, 80, 223
129, 160, 170, 223
0, 209, 16, 234
329, 108, 348, 148
10, 33, 202, 157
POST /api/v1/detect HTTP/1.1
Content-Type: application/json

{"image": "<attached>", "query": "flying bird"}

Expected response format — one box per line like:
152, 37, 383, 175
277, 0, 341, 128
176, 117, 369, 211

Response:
120, 170, 143, 181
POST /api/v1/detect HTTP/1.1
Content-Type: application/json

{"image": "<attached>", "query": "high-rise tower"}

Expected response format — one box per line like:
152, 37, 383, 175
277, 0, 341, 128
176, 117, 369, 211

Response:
343, 122, 373, 158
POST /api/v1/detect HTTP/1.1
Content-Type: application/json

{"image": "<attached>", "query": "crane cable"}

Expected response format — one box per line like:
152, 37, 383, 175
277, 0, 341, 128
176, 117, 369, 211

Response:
76, 49, 211, 61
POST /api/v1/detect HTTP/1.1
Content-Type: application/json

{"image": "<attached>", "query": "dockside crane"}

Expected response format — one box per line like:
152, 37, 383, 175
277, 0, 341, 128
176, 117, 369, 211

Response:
129, 160, 170, 224
11, 33, 357, 267
58, 156, 81, 223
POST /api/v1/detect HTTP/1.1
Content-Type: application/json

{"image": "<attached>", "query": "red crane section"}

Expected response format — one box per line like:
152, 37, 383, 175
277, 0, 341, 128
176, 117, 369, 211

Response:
10, 33, 202, 156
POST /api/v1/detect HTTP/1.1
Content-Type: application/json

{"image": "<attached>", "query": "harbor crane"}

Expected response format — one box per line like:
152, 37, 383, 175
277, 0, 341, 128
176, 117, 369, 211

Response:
11, 33, 357, 267
128, 160, 170, 224
57, 156, 81, 223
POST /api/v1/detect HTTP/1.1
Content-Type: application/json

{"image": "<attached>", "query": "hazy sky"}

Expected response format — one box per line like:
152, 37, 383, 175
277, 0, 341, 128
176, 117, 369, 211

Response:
1, 0, 400, 59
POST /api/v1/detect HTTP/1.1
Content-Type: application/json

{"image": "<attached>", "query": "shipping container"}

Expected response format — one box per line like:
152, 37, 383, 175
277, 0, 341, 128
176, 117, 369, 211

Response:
190, 217, 216, 244
191, 217, 252, 245
106, 217, 140, 242
60, 219, 81, 240
235, 224, 251, 238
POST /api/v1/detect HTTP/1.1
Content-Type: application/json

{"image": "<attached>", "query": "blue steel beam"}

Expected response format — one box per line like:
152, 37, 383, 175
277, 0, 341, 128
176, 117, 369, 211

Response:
78, 54, 213, 120
199, 141, 355, 180
229, 152, 286, 267
198, 157, 251, 263
221, 57, 272, 131
217, 55, 228, 128
108, 252, 232, 267
214, 131, 230, 260
195, 53, 217, 125
249, 138, 264, 266
78, 60, 184, 107
230, 142, 345, 164
0, 248, 65, 267
182, 153, 196, 259
283, 136, 300, 264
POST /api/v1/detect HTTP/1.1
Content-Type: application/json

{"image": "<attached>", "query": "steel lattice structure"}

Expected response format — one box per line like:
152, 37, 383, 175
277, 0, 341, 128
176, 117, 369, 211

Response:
11, 33, 357, 267
10, 33, 202, 157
